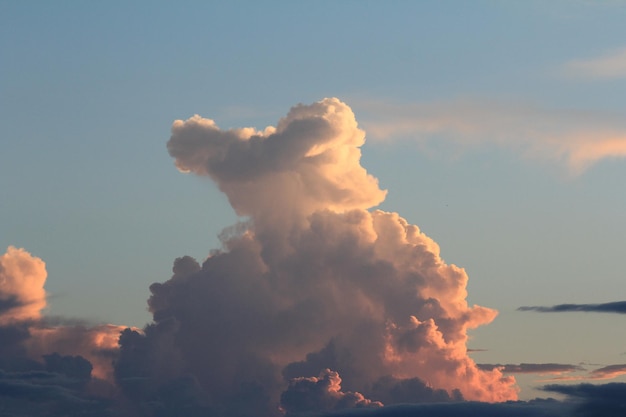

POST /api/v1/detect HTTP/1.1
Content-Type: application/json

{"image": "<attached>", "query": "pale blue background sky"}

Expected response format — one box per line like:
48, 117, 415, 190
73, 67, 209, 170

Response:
2, 0, 626, 399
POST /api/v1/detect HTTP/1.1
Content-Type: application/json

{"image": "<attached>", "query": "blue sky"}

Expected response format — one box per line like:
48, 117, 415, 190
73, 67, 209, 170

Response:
2, 0, 626, 405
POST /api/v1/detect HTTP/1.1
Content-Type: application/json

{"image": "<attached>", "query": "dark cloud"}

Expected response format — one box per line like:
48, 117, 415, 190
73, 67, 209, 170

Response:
0, 358, 120, 417
281, 369, 382, 415
368, 375, 463, 404
302, 399, 569, 417
478, 363, 584, 375
518, 301, 626, 314
286, 383, 626, 417
543, 382, 626, 417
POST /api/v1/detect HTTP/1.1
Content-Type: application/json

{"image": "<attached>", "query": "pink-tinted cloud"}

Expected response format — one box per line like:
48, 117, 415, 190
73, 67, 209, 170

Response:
355, 99, 626, 175
542, 364, 626, 383
0, 246, 47, 325
588, 364, 626, 380
26, 324, 127, 380
116, 98, 517, 416
0, 246, 127, 381
168, 98, 387, 231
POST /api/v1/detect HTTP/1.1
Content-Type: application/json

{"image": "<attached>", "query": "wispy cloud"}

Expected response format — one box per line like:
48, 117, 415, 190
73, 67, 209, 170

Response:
589, 364, 626, 380
354, 98, 626, 175
540, 364, 626, 383
477, 363, 584, 375
564, 47, 626, 79
518, 301, 626, 314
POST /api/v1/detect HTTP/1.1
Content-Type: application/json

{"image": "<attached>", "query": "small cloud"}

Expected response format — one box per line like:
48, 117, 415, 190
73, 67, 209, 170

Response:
564, 47, 626, 79
589, 364, 626, 380
477, 363, 584, 375
518, 301, 626, 314
539, 364, 626, 383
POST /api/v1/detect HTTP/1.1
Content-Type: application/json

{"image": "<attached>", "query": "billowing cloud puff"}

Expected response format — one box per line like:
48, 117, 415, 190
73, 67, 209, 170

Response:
281, 369, 382, 415
116, 98, 517, 416
0, 246, 47, 325
167, 98, 387, 231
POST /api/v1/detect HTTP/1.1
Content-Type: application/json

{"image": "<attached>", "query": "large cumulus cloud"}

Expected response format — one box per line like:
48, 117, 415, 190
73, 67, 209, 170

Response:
115, 98, 518, 416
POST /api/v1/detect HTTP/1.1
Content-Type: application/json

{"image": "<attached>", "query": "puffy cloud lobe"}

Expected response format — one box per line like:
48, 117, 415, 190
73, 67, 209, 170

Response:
0, 246, 47, 324
167, 98, 387, 229
280, 369, 382, 415
116, 98, 518, 416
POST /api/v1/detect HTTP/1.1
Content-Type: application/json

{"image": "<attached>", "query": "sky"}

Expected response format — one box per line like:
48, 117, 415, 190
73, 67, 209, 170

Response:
2, 1, 626, 416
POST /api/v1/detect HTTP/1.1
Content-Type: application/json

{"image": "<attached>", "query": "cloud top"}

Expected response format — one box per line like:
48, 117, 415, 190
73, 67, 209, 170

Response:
168, 98, 387, 227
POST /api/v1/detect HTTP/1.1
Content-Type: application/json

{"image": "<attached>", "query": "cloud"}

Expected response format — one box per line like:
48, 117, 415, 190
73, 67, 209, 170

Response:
5, 99, 626, 416
294, 399, 570, 417
281, 369, 382, 415
355, 99, 626, 175
25, 323, 127, 380
0, 246, 128, 382
588, 364, 626, 380
564, 47, 626, 79
0, 246, 47, 325
277, 382, 626, 417
540, 363, 626, 383
543, 382, 626, 417
167, 99, 387, 229
477, 363, 584, 375
518, 301, 626, 314
114, 98, 518, 416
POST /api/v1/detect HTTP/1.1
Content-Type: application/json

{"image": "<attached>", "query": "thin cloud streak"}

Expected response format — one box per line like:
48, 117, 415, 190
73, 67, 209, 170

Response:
518, 301, 626, 314
355, 99, 626, 175
542, 364, 626, 383
564, 47, 626, 79
477, 363, 584, 375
